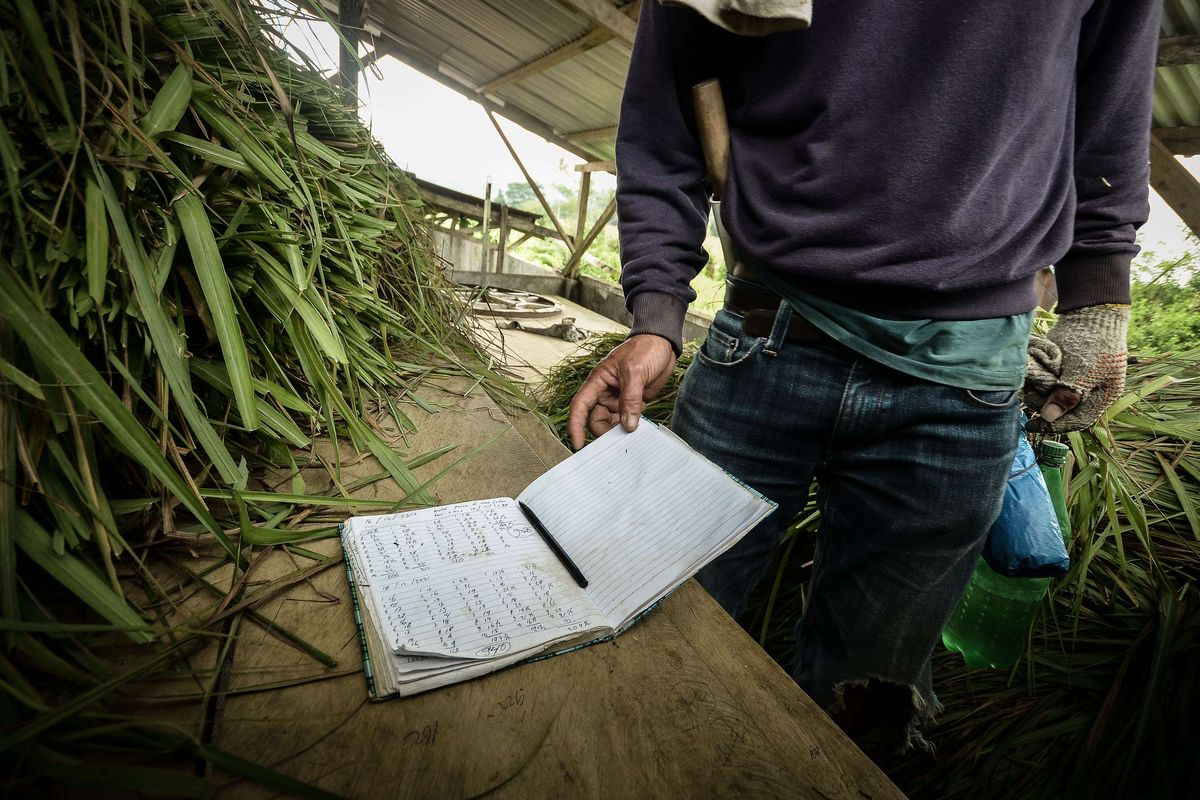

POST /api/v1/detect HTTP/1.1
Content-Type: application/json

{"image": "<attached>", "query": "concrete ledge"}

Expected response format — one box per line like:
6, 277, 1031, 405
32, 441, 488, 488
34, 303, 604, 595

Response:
449, 271, 713, 343
450, 270, 571, 299
574, 276, 713, 342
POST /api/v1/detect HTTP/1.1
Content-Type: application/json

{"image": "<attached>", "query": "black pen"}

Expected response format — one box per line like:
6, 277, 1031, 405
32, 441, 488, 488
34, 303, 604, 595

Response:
517, 501, 589, 588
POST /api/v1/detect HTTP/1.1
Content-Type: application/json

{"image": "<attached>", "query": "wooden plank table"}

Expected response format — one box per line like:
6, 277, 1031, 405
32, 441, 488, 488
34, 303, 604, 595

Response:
213, 379, 904, 799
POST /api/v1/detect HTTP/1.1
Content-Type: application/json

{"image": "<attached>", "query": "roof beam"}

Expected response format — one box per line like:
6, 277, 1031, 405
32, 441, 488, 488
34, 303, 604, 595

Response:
1152, 126, 1200, 156
1150, 134, 1200, 238
413, 182, 559, 241
566, 125, 617, 142
574, 159, 616, 172
478, 27, 611, 94
478, 2, 640, 94
559, 0, 639, 45
1158, 34, 1200, 67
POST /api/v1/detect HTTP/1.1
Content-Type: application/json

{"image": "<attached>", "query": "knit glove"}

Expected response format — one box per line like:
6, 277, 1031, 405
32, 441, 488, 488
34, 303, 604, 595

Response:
1024, 304, 1130, 433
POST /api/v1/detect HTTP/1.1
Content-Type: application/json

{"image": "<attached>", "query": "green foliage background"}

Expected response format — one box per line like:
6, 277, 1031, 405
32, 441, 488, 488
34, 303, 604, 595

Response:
1129, 250, 1200, 355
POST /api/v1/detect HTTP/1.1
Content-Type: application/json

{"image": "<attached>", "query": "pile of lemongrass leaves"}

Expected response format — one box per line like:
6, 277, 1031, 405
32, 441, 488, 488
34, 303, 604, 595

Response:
541, 337, 1199, 798
0, 0, 515, 794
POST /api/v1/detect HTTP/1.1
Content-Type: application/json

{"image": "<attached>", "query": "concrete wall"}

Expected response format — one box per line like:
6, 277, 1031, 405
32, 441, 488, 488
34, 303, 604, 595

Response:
432, 229, 560, 278
574, 276, 713, 343
438, 234, 715, 344
449, 270, 570, 299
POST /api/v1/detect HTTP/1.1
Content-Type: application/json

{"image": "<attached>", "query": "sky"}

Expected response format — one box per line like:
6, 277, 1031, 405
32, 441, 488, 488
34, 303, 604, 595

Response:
277, 9, 615, 204
276, 8, 1194, 267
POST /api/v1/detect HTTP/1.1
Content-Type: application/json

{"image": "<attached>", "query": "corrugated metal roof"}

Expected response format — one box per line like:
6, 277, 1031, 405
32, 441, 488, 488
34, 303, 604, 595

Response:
353, 1, 1198, 162
1157, 0, 1200, 128
344, 0, 632, 162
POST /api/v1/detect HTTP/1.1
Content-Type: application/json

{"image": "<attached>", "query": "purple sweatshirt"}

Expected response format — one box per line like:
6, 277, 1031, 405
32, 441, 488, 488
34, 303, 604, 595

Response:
617, 0, 1162, 351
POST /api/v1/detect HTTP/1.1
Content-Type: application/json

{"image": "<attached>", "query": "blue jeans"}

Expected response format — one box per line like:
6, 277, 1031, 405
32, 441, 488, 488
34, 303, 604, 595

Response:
675, 305, 1021, 745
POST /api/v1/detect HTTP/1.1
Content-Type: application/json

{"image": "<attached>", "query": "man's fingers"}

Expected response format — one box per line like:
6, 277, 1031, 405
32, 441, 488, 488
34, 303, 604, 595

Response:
567, 375, 606, 450
616, 366, 648, 432
1040, 386, 1082, 422
588, 403, 618, 437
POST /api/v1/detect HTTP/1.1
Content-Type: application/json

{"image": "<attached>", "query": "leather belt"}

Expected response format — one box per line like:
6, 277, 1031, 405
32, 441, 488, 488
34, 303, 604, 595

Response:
723, 279, 841, 346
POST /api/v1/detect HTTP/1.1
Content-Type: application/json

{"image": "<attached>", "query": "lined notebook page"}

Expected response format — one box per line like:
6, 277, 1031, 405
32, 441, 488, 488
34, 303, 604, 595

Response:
517, 422, 775, 627
343, 498, 605, 658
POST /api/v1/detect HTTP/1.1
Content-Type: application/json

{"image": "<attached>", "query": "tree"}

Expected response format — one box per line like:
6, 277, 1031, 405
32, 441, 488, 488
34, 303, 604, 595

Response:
1128, 252, 1200, 354
499, 182, 539, 214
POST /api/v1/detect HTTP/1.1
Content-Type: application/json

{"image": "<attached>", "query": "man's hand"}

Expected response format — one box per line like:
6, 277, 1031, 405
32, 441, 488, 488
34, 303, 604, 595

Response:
567, 334, 677, 450
1025, 304, 1130, 433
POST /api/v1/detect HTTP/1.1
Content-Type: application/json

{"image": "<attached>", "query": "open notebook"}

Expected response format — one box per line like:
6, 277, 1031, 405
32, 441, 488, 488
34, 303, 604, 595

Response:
340, 420, 776, 699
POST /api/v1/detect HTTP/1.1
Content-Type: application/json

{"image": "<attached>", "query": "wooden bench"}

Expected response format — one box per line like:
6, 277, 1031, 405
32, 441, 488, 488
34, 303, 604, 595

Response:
211, 379, 904, 799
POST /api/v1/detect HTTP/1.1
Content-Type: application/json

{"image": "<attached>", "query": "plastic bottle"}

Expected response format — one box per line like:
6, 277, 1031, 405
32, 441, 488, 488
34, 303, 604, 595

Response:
941, 440, 1072, 669
1037, 440, 1072, 542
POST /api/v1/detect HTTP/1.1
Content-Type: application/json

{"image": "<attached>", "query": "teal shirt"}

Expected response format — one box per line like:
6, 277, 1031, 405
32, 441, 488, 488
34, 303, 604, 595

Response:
748, 268, 1033, 391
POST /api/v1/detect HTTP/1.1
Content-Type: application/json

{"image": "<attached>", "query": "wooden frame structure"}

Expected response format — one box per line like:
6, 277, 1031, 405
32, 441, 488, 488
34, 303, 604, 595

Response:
324, 0, 633, 276
327, 0, 1200, 267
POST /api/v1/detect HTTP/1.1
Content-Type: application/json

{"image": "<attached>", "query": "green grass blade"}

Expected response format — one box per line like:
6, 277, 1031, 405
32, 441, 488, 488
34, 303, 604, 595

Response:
1156, 453, 1200, 541
14, 0, 72, 125
0, 356, 45, 400
0, 258, 236, 561
13, 511, 152, 643
198, 488, 399, 509
176, 192, 259, 430
0, 335, 18, 637
193, 742, 346, 800
164, 132, 250, 171
140, 64, 193, 139
84, 178, 108, 305
88, 153, 245, 489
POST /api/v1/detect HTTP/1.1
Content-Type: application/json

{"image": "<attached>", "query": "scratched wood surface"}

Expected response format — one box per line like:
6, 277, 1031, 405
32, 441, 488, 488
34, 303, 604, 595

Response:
213, 379, 904, 799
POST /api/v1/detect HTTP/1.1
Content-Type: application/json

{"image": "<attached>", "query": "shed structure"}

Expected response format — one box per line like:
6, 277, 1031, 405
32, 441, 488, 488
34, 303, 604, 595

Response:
325, 0, 1200, 241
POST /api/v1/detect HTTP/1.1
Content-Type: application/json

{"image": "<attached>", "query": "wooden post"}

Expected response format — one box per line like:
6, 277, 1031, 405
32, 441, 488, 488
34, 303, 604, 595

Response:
481, 177, 492, 272
497, 202, 510, 273
337, 0, 364, 108
564, 196, 617, 279
485, 108, 575, 248
574, 171, 592, 247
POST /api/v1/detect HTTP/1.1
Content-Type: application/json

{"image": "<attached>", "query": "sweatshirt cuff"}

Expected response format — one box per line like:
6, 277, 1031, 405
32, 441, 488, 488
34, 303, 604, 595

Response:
627, 292, 688, 356
1053, 252, 1133, 312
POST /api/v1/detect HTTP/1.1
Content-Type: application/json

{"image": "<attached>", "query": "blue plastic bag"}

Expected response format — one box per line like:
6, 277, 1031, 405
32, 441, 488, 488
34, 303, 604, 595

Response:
981, 429, 1071, 578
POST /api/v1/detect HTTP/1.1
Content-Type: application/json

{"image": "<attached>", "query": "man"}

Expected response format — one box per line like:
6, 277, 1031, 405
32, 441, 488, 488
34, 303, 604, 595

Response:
567, 1, 1161, 751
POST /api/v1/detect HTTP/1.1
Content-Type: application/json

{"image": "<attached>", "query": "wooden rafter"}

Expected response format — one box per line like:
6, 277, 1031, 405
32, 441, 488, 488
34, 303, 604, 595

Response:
566, 125, 617, 142
559, 0, 638, 45
413, 178, 559, 242
478, 27, 611, 95
1152, 126, 1200, 157
564, 196, 618, 278
478, 2, 640, 95
1158, 34, 1200, 67
574, 159, 616, 173
486, 108, 575, 247
1149, 134, 1200, 238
